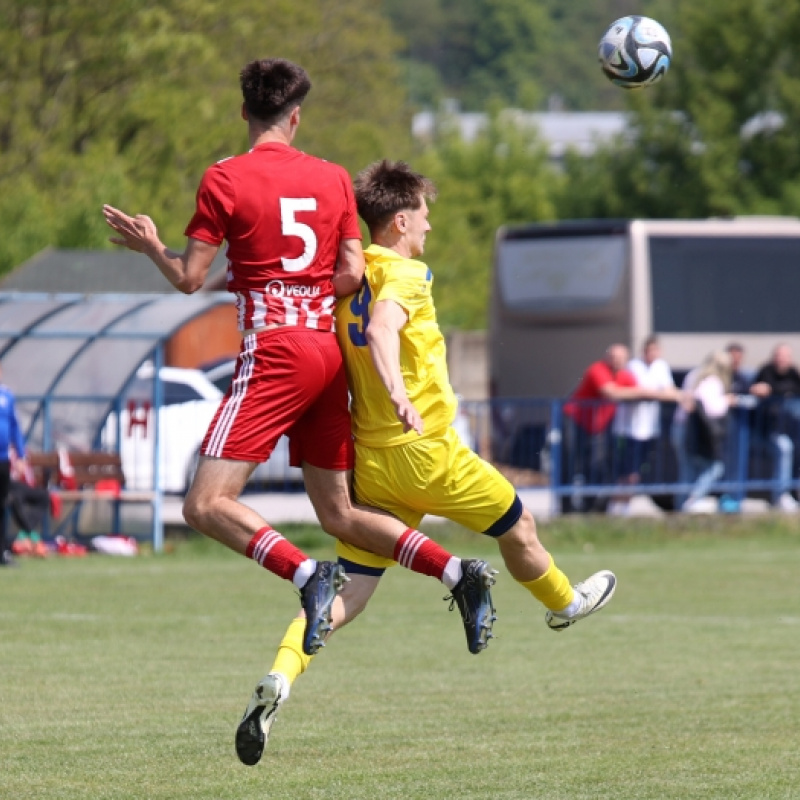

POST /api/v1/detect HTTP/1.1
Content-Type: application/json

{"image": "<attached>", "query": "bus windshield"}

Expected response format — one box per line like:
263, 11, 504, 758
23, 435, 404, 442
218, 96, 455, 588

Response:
496, 234, 626, 312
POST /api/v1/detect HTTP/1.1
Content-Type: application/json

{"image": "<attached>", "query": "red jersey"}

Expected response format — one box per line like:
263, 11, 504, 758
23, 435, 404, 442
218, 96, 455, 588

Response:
564, 360, 637, 434
185, 142, 361, 332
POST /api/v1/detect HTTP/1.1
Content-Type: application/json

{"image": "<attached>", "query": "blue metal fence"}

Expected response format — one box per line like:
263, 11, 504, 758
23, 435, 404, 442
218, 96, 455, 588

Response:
15, 393, 800, 539
462, 396, 800, 514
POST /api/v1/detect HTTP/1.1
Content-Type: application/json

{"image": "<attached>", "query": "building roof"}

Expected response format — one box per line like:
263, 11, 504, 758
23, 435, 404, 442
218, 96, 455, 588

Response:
0, 290, 233, 452
412, 109, 628, 158
0, 248, 229, 293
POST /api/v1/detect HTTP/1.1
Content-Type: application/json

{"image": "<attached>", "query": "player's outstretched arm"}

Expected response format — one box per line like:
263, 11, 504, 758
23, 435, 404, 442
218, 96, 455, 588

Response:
366, 299, 423, 435
332, 238, 366, 298
102, 204, 218, 294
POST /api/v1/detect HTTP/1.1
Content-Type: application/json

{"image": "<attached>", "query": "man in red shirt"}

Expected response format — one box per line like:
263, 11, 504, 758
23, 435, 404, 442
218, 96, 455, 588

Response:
565, 344, 640, 433
563, 344, 676, 510
103, 59, 492, 666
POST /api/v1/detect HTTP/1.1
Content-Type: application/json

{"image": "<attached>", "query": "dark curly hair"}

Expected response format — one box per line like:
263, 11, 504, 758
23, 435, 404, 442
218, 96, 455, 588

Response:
354, 160, 437, 234
239, 59, 312, 126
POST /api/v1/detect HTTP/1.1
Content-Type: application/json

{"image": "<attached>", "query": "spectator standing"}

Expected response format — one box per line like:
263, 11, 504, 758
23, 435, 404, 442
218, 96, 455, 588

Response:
610, 335, 675, 514
671, 363, 702, 510
722, 342, 754, 508
0, 362, 26, 567
727, 342, 753, 395
562, 344, 676, 512
681, 351, 736, 513
750, 343, 800, 511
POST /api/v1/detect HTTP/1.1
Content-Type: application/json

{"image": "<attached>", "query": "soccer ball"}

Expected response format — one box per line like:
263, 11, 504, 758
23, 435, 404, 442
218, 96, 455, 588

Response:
598, 16, 672, 89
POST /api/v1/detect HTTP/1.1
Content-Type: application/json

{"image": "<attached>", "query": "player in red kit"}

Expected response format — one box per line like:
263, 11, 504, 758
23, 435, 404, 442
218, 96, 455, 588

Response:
103, 60, 495, 730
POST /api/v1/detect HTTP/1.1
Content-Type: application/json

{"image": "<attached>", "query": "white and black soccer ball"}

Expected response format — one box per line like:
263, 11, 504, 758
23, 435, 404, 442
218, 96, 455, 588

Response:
598, 16, 672, 89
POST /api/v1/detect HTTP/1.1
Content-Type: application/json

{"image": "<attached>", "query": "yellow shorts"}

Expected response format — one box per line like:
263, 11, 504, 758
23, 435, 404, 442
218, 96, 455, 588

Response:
336, 426, 520, 570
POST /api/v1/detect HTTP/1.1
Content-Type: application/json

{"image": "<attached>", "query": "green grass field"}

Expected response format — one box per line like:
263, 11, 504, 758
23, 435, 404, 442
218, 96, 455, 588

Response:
2, 518, 800, 800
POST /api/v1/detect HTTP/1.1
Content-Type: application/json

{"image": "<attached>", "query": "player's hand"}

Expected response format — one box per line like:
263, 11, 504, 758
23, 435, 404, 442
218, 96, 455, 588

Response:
102, 204, 160, 254
393, 398, 424, 435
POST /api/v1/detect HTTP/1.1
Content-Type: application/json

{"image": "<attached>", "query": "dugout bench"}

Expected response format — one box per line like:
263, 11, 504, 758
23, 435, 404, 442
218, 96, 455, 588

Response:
25, 451, 157, 541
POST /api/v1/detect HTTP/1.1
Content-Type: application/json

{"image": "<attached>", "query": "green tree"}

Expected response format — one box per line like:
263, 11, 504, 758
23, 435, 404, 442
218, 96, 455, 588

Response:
538, 0, 649, 111
0, 0, 411, 276
558, 0, 800, 220
381, 0, 657, 112
381, 0, 552, 111
416, 112, 560, 328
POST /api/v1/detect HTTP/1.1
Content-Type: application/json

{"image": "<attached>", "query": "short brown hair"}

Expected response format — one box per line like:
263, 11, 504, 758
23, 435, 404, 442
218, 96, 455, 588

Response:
354, 160, 437, 233
643, 334, 660, 349
240, 59, 311, 125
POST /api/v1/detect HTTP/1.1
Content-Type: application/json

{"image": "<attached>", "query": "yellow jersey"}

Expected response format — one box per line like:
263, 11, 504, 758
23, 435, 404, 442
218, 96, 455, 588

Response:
335, 243, 458, 448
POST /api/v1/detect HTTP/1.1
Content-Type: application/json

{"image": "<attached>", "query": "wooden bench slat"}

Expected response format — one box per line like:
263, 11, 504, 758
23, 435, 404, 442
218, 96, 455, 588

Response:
27, 452, 129, 492
54, 490, 156, 503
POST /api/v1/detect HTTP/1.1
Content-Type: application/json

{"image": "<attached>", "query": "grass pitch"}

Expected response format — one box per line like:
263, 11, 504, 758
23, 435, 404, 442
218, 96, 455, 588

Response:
2, 518, 800, 799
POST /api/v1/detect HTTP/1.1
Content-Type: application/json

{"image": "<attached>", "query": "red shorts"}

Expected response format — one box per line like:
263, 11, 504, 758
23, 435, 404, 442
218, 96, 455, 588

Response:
201, 328, 354, 470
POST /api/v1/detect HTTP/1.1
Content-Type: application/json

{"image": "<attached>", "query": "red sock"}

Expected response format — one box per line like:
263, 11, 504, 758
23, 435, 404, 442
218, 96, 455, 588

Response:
393, 528, 452, 580
246, 526, 308, 582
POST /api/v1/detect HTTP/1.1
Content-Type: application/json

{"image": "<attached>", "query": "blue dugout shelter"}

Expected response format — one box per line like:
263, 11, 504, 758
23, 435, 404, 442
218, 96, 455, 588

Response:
0, 290, 234, 551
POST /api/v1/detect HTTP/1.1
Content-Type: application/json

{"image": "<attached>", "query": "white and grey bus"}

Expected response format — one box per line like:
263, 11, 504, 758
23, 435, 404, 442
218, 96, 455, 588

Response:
488, 216, 800, 508
490, 216, 800, 399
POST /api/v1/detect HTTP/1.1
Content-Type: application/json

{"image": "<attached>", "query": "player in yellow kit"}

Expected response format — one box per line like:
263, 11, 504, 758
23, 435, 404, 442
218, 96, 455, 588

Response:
235, 160, 617, 765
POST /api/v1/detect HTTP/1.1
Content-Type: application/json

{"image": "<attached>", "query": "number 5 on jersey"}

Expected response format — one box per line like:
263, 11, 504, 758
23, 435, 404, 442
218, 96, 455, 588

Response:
280, 198, 317, 272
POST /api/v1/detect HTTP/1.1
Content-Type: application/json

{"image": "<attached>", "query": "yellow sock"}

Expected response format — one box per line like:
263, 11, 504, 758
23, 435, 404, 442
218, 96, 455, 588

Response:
520, 555, 575, 612
271, 617, 313, 686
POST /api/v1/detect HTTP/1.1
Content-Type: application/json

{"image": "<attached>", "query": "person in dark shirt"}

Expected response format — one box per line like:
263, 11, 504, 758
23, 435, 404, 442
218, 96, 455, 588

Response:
726, 342, 753, 395
750, 343, 800, 510
0, 362, 26, 567
722, 343, 754, 506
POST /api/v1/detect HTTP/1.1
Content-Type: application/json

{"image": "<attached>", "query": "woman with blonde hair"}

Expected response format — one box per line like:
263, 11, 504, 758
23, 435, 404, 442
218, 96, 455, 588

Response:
682, 350, 736, 512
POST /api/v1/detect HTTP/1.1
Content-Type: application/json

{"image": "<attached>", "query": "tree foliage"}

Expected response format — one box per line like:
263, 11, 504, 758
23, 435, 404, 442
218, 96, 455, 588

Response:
380, 0, 646, 112
0, 0, 410, 274
559, 0, 800, 220
6, 0, 800, 332
416, 114, 559, 328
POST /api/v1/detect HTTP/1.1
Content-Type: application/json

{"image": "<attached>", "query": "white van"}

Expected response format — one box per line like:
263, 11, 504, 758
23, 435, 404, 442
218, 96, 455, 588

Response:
104, 364, 303, 493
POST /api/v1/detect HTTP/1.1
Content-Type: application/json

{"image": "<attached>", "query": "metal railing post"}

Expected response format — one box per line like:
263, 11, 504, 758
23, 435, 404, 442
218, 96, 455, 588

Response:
112, 395, 123, 535
151, 346, 165, 553
736, 407, 750, 502
549, 399, 563, 517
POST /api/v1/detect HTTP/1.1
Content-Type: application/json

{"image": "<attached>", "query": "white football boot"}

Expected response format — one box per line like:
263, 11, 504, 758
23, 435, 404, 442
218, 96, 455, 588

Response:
235, 672, 290, 766
545, 570, 617, 632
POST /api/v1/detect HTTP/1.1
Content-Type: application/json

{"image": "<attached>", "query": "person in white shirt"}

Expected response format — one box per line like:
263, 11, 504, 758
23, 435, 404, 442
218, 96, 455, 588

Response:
610, 336, 676, 515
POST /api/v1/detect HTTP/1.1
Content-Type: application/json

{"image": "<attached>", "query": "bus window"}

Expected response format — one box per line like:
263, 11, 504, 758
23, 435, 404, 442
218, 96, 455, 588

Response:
650, 235, 800, 333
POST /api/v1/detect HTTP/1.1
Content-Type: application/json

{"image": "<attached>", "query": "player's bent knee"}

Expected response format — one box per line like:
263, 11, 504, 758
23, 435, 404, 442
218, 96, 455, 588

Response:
498, 507, 542, 552
182, 492, 218, 532
181, 496, 203, 531
508, 507, 538, 539
315, 505, 354, 540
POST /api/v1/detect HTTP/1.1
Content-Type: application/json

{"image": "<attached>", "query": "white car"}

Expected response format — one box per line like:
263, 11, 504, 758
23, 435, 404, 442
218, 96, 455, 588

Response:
104, 364, 302, 494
